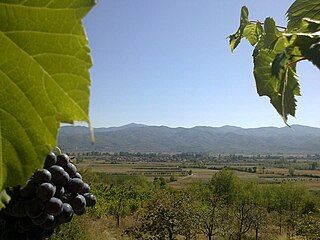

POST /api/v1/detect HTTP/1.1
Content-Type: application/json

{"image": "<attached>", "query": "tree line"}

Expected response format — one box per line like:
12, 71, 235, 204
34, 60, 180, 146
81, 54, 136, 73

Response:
51, 168, 320, 240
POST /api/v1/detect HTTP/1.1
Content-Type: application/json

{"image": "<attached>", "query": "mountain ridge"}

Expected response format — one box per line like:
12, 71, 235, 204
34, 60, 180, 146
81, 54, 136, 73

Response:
57, 124, 320, 154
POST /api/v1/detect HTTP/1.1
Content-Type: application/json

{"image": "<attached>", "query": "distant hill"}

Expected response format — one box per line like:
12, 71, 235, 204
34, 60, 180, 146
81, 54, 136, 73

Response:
57, 124, 320, 154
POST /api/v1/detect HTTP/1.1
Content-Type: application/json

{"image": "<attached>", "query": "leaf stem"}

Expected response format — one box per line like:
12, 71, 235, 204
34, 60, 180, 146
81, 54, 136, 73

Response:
54, 146, 62, 155
249, 20, 287, 30
286, 57, 306, 68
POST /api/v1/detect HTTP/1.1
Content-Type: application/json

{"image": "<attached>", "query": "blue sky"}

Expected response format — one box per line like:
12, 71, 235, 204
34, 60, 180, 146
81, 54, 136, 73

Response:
83, 0, 320, 128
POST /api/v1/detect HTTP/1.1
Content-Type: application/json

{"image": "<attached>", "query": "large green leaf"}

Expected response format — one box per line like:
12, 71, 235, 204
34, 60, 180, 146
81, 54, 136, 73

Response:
0, 0, 95, 193
253, 50, 300, 122
287, 0, 320, 31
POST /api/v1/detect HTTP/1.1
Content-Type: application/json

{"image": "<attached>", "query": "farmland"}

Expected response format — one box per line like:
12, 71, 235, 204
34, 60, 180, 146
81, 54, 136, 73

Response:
76, 152, 320, 191
49, 152, 320, 240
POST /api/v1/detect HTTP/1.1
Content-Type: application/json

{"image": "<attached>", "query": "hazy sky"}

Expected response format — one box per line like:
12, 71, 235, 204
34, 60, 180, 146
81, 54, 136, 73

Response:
83, 0, 320, 128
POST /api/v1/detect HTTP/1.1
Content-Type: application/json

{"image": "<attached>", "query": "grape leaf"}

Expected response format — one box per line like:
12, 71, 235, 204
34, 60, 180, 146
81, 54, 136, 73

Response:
287, 0, 320, 31
295, 35, 320, 69
0, 0, 95, 193
243, 23, 263, 46
263, 18, 282, 49
228, 6, 249, 52
253, 50, 300, 122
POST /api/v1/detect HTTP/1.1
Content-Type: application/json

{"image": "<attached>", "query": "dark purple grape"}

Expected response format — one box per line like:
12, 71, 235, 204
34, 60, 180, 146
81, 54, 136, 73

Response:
54, 185, 65, 198
73, 172, 82, 180
63, 162, 77, 177
56, 154, 70, 167
26, 198, 44, 218
10, 201, 27, 217
74, 207, 85, 215
67, 178, 84, 193
55, 171, 70, 186
45, 197, 63, 216
33, 169, 52, 183
49, 165, 65, 180
70, 194, 86, 211
31, 212, 49, 225
83, 193, 97, 207
40, 214, 57, 230
20, 180, 37, 199
44, 152, 57, 169
15, 217, 35, 232
36, 183, 56, 202
79, 183, 90, 194
57, 203, 73, 224
49, 165, 70, 186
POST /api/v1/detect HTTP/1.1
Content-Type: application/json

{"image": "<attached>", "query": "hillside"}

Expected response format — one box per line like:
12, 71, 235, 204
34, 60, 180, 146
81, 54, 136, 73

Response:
57, 124, 320, 154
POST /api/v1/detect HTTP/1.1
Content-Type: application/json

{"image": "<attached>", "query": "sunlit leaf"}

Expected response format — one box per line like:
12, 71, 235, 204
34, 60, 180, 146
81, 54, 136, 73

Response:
228, 6, 250, 52
287, 0, 320, 31
243, 23, 263, 46
263, 18, 282, 49
0, 0, 95, 192
253, 50, 300, 122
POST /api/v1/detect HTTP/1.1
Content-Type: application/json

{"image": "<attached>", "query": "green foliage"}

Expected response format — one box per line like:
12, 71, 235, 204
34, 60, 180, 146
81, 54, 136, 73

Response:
287, 0, 320, 31
0, 0, 95, 195
51, 216, 88, 240
229, 0, 320, 124
210, 169, 236, 205
138, 190, 198, 240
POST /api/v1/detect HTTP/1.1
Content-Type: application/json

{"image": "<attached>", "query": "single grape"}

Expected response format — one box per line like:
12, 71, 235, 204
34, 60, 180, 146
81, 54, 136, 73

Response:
33, 169, 52, 183
54, 185, 65, 199
83, 193, 97, 207
11, 201, 27, 217
31, 212, 49, 226
55, 171, 70, 186
79, 183, 90, 194
49, 165, 70, 186
20, 180, 37, 199
67, 178, 84, 193
57, 203, 73, 224
56, 154, 70, 167
40, 214, 57, 230
15, 217, 35, 232
44, 152, 57, 169
63, 162, 77, 177
45, 197, 63, 216
26, 198, 44, 218
49, 165, 65, 180
74, 207, 85, 216
36, 183, 56, 202
73, 172, 82, 180
70, 194, 86, 211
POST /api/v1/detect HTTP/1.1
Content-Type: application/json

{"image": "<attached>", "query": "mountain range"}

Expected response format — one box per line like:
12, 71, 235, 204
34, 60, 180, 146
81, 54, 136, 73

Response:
57, 123, 320, 154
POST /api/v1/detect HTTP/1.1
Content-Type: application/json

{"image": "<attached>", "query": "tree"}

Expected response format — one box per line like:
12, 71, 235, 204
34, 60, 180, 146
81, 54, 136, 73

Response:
139, 190, 198, 240
188, 181, 223, 240
229, 0, 320, 124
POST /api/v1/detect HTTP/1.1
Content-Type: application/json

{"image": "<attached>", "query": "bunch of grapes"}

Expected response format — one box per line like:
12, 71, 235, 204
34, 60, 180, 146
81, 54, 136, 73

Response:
0, 152, 97, 240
